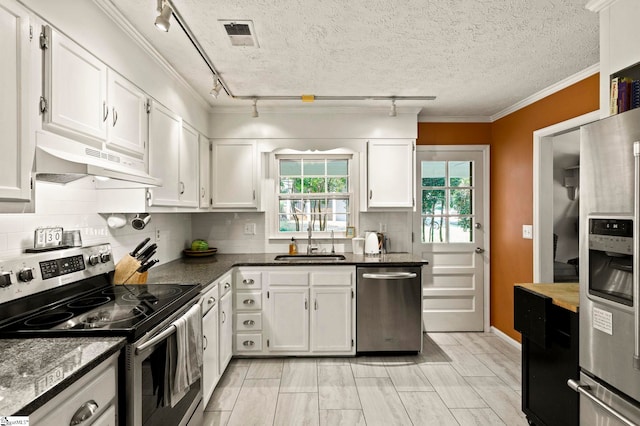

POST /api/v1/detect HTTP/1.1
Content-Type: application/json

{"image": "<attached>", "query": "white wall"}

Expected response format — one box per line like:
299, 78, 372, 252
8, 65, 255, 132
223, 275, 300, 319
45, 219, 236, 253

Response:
552, 130, 580, 262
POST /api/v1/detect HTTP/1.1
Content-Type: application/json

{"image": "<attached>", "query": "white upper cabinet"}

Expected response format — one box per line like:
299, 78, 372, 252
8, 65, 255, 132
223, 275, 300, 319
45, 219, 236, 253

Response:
0, 0, 32, 202
199, 137, 211, 209
43, 25, 107, 145
106, 70, 148, 158
179, 122, 200, 208
148, 100, 181, 207
211, 140, 258, 209
367, 139, 415, 208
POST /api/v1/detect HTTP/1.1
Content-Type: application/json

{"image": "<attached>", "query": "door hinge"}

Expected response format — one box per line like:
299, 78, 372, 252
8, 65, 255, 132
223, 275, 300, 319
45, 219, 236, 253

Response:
145, 100, 151, 114
411, 232, 414, 243
351, 289, 354, 298
209, 142, 212, 152
413, 198, 416, 208
39, 31, 48, 49
146, 190, 152, 200
351, 339, 354, 347
29, 25, 33, 42
267, 291, 269, 298
39, 96, 48, 113
267, 339, 270, 347
30, 177, 33, 190
209, 197, 213, 205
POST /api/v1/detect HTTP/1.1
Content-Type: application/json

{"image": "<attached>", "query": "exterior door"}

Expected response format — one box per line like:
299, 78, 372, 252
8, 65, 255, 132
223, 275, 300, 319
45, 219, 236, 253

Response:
413, 147, 488, 331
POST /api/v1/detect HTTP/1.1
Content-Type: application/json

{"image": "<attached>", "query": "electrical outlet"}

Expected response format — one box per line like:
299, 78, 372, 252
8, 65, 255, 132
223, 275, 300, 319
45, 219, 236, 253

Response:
155, 228, 161, 242
522, 224, 533, 239
244, 223, 256, 235
379, 223, 387, 232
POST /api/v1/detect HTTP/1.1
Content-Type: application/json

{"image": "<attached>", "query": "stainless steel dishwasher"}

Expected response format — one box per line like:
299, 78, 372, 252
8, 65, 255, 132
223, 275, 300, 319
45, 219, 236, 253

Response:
356, 266, 422, 352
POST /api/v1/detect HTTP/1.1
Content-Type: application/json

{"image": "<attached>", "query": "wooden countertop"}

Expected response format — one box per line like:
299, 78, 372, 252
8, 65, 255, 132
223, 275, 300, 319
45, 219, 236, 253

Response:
515, 283, 579, 313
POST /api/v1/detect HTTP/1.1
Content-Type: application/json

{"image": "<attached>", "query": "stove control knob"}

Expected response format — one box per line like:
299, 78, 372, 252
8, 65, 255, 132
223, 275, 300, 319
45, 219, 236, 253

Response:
88, 254, 100, 266
0, 272, 12, 288
100, 252, 111, 263
18, 268, 34, 282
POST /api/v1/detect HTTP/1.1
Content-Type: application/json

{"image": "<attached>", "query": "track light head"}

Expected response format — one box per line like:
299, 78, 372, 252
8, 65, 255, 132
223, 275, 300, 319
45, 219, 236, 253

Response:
155, 0, 172, 32
389, 99, 397, 117
251, 99, 259, 118
210, 78, 222, 99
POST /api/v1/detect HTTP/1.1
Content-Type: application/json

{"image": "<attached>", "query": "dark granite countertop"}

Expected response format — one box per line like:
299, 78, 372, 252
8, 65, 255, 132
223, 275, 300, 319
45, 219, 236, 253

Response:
0, 337, 126, 416
146, 252, 428, 288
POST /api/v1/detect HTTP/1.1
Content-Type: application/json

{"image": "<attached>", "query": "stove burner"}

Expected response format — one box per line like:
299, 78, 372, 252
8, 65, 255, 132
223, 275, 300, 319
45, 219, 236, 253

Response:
67, 296, 111, 309
25, 311, 75, 327
52, 305, 150, 330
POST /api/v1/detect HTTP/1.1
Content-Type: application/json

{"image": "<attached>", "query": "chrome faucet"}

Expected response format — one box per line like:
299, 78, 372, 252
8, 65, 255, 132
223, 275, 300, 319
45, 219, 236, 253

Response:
331, 230, 335, 254
307, 226, 313, 254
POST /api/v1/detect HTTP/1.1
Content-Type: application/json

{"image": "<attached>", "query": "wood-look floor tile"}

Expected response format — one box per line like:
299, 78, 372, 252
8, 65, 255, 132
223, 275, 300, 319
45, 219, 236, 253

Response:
205, 365, 249, 411
475, 352, 521, 390
451, 332, 503, 354
356, 377, 412, 426
398, 391, 459, 425
281, 359, 318, 393
419, 335, 452, 363
481, 336, 521, 363
450, 408, 507, 425
427, 332, 460, 345
465, 376, 528, 425
245, 358, 284, 379
316, 357, 352, 365
274, 392, 319, 426
318, 365, 361, 410
319, 410, 366, 426
350, 357, 389, 378
441, 344, 495, 377
229, 358, 252, 366
227, 379, 280, 426
383, 358, 433, 391
420, 364, 486, 409
203, 410, 231, 426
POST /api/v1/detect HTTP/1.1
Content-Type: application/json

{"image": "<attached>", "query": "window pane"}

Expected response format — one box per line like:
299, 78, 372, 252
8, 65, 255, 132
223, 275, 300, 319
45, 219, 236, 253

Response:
279, 199, 304, 214
279, 214, 304, 232
328, 177, 348, 193
327, 160, 348, 175
422, 190, 445, 214
303, 177, 326, 193
450, 216, 473, 243
304, 160, 325, 175
450, 189, 472, 215
280, 160, 301, 176
330, 198, 349, 213
449, 161, 472, 187
422, 161, 445, 187
280, 177, 301, 194
422, 216, 445, 243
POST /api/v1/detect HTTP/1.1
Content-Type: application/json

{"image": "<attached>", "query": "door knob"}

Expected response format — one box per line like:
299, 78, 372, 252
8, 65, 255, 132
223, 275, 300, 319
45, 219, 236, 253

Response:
475, 247, 485, 253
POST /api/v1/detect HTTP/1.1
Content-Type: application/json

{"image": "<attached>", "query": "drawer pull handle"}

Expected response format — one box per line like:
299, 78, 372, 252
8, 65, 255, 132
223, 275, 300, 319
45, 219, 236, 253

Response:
243, 340, 255, 347
243, 279, 255, 285
208, 297, 216, 305
203, 335, 208, 350
70, 400, 99, 425
243, 319, 255, 326
243, 299, 255, 305
224, 283, 231, 289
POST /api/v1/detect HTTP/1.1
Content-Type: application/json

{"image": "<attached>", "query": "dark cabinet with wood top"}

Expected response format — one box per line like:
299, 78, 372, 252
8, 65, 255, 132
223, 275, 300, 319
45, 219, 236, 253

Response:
514, 285, 579, 426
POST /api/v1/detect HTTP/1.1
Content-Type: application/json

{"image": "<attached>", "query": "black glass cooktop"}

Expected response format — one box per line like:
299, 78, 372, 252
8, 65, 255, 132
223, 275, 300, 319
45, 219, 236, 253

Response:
0, 279, 201, 341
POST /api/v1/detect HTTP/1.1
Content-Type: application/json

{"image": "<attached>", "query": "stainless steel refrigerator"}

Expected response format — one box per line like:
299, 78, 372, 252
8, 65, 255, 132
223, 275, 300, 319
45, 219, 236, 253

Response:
569, 107, 640, 425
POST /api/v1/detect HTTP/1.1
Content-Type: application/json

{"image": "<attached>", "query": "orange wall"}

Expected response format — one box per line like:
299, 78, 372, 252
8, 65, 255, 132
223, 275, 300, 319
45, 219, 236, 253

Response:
417, 73, 599, 341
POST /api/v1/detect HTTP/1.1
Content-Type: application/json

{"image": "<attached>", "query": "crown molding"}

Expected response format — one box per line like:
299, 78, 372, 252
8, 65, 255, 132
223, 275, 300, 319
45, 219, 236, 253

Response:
418, 115, 491, 123
585, 0, 619, 12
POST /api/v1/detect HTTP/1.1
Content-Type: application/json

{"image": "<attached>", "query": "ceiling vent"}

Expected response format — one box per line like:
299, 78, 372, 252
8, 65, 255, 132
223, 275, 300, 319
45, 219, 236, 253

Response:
219, 20, 259, 47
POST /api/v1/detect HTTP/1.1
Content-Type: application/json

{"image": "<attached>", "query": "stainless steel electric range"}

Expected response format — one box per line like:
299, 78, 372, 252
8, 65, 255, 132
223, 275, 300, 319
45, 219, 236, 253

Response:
0, 244, 203, 426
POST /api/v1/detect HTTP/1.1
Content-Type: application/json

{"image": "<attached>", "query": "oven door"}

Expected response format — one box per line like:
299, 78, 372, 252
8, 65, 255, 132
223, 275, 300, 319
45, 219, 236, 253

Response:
125, 302, 203, 426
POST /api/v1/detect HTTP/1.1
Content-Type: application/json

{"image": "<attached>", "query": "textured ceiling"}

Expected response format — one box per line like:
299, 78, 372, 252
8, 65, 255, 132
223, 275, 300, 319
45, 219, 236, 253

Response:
106, 0, 599, 118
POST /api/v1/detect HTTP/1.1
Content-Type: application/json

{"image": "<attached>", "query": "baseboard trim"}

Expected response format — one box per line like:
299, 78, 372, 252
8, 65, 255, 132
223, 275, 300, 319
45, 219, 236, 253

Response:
491, 326, 521, 350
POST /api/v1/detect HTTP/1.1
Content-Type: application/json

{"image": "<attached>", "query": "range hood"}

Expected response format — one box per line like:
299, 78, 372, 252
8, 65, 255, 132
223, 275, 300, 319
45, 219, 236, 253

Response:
35, 131, 162, 188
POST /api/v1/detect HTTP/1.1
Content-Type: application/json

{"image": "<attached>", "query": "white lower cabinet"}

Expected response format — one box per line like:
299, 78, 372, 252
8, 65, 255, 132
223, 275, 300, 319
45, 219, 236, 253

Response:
201, 284, 219, 407
268, 287, 309, 352
219, 274, 233, 373
311, 287, 354, 352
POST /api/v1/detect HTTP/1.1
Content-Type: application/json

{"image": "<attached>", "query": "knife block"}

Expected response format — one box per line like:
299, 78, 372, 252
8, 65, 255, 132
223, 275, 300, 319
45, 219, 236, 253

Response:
114, 255, 148, 285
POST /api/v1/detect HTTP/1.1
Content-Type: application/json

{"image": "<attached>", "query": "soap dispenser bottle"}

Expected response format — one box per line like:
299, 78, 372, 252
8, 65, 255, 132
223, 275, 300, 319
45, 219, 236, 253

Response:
289, 237, 298, 254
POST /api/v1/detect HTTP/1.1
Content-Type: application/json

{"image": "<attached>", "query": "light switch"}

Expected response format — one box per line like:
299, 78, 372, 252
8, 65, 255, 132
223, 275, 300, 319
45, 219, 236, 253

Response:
244, 223, 256, 235
522, 224, 533, 239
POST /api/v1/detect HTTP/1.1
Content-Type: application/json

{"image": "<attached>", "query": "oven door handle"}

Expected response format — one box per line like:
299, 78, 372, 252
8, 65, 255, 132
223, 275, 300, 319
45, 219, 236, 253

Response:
135, 323, 176, 354
634, 141, 640, 370
568, 379, 636, 426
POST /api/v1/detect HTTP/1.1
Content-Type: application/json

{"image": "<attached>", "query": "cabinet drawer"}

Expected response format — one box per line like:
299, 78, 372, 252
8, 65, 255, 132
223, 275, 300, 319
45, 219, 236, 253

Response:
236, 334, 263, 352
236, 312, 262, 331
235, 271, 262, 289
311, 270, 353, 286
235, 291, 262, 310
268, 270, 309, 285
219, 273, 233, 297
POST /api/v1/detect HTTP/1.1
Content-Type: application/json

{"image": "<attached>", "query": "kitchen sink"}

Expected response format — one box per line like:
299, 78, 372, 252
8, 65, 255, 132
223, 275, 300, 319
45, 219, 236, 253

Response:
274, 254, 346, 262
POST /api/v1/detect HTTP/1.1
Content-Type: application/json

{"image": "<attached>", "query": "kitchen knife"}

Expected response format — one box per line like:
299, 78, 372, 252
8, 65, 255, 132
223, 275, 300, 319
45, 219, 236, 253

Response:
130, 237, 150, 257
138, 259, 159, 273
137, 249, 156, 265
136, 243, 157, 260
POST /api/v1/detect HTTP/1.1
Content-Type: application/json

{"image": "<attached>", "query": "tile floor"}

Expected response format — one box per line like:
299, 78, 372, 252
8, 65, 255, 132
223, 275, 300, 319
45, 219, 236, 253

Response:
203, 332, 527, 425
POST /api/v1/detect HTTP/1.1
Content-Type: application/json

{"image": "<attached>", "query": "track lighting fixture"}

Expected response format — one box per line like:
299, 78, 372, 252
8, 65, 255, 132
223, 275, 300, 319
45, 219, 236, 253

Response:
210, 77, 223, 98
154, 0, 172, 32
389, 99, 397, 117
251, 99, 259, 118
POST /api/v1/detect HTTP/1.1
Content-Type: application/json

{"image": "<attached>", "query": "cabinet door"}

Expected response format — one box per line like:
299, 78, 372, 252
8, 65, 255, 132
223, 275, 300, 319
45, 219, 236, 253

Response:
43, 25, 108, 143
106, 71, 147, 158
211, 141, 257, 208
198, 137, 211, 208
268, 287, 309, 352
367, 140, 415, 208
179, 123, 199, 207
202, 304, 219, 406
148, 100, 181, 206
0, 0, 32, 201
311, 287, 353, 353
219, 291, 233, 373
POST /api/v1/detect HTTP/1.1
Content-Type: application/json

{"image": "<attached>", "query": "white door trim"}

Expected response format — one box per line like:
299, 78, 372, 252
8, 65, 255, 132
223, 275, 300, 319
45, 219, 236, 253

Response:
532, 110, 600, 282
416, 144, 491, 332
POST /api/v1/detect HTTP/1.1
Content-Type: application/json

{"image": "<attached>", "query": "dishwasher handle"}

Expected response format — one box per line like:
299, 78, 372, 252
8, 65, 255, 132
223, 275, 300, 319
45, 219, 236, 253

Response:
362, 272, 417, 280
568, 379, 636, 426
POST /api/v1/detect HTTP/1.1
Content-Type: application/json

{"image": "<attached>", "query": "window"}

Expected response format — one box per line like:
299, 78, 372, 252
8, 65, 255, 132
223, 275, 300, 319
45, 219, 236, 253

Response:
420, 160, 474, 243
277, 155, 352, 234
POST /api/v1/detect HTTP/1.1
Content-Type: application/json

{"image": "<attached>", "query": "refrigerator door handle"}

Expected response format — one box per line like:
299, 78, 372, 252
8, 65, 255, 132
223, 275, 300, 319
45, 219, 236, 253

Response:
634, 141, 640, 369
568, 379, 636, 426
